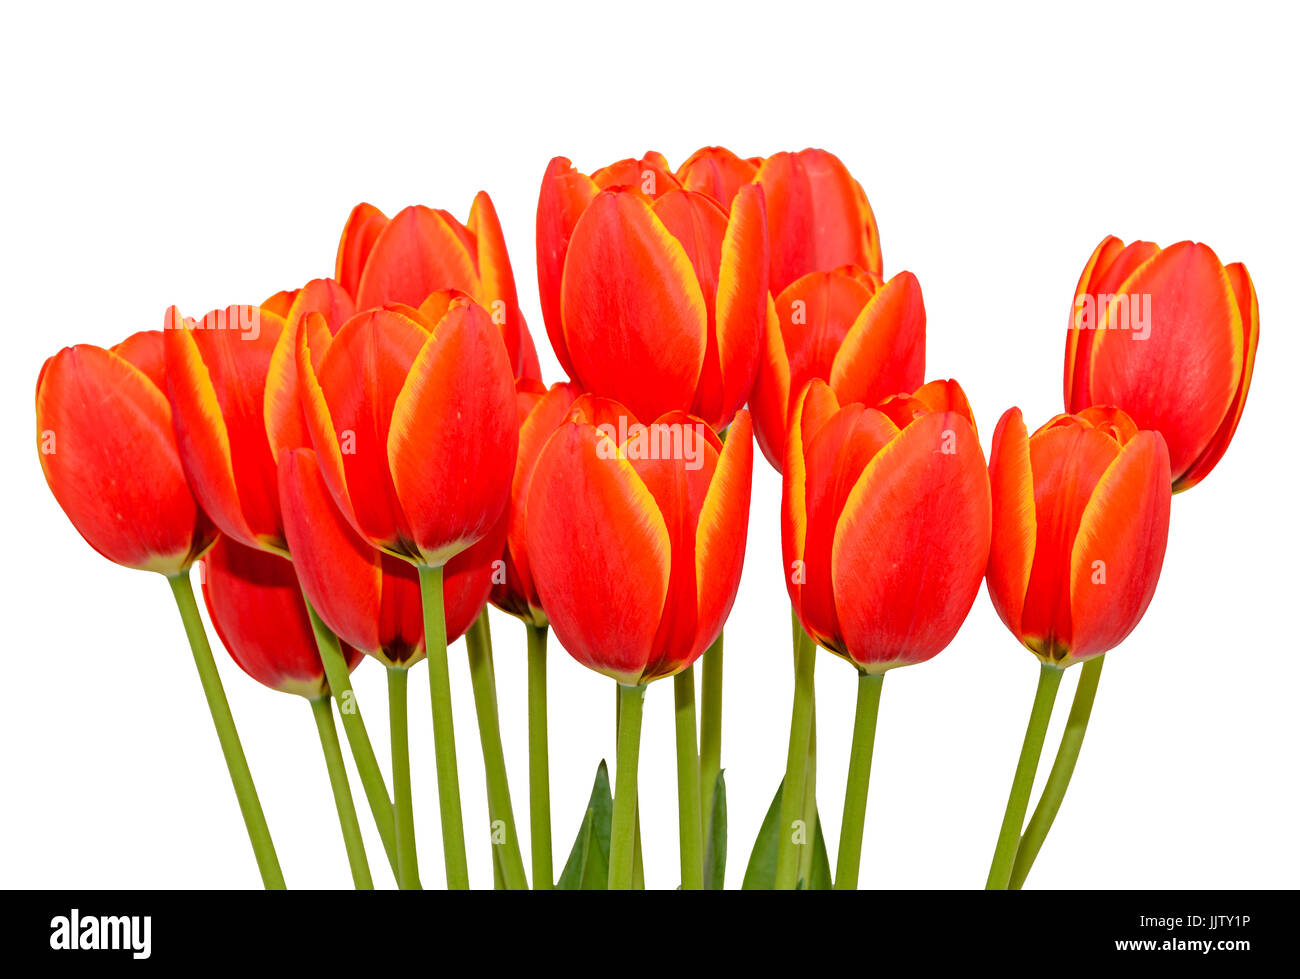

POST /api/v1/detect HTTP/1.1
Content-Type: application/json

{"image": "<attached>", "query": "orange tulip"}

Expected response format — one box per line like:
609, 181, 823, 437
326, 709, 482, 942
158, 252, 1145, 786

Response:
36, 333, 217, 573
333, 198, 541, 382
297, 296, 518, 568
676, 146, 761, 208
986, 406, 1172, 666
751, 265, 925, 469
201, 537, 364, 697
490, 379, 578, 626
261, 277, 356, 332
536, 155, 769, 427
525, 397, 754, 685
278, 448, 503, 665
783, 378, 990, 671
1064, 237, 1258, 491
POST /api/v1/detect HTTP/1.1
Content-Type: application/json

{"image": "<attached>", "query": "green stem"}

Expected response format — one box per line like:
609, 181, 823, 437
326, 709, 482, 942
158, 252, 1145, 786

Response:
166, 572, 284, 889
466, 609, 529, 890
615, 683, 645, 888
608, 683, 645, 890
526, 622, 553, 889
417, 564, 468, 890
699, 632, 724, 843
986, 662, 1064, 889
387, 666, 420, 889
1010, 655, 1105, 889
310, 696, 372, 889
774, 620, 817, 889
674, 667, 704, 890
797, 686, 818, 887
833, 671, 885, 890
301, 596, 398, 880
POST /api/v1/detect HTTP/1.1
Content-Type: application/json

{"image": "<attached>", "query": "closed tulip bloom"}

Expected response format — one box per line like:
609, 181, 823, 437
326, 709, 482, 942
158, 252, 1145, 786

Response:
491, 379, 578, 626
278, 448, 501, 666
675, 146, 760, 208
333, 198, 541, 382
754, 148, 883, 293
751, 265, 926, 469
36, 334, 218, 573
1064, 236, 1258, 491
298, 297, 518, 568
536, 156, 769, 427
987, 406, 1172, 666
525, 397, 754, 685
261, 277, 356, 332
201, 537, 364, 697
783, 378, 990, 671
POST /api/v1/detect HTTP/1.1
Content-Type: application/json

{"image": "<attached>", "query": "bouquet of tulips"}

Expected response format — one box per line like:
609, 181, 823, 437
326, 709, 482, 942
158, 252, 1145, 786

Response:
34, 146, 1259, 890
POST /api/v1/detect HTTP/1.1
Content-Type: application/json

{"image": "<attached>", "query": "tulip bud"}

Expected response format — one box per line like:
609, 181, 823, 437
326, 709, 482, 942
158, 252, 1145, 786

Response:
987, 406, 1172, 666
200, 537, 364, 698
783, 379, 990, 670
36, 335, 217, 573
525, 397, 753, 685
1064, 237, 1258, 491
751, 265, 926, 469
537, 156, 769, 428
297, 297, 519, 568
676, 146, 760, 208
490, 379, 578, 626
334, 198, 541, 382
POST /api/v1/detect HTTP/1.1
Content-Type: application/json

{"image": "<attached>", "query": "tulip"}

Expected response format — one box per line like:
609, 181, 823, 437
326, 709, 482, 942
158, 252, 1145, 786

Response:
261, 277, 356, 332
36, 334, 282, 888
780, 378, 991, 889
526, 396, 754, 889
1064, 236, 1258, 491
676, 146, 760, 208
753, 148, 883, 294
984, 405, 1172, 889
200, 537, 372, 887
488, 378, 578, 889
751, 265, 926, 469
333, 198, 542, 382
278, 447, 520, 889
536, 156, 769, 427
298, 296, 519, 889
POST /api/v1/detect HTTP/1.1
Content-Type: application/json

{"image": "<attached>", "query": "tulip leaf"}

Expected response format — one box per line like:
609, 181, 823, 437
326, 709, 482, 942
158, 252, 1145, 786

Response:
556, 760, 613, 890
703, 770, 728, 890
741, 777, 830, 889
741, 778, 785, 889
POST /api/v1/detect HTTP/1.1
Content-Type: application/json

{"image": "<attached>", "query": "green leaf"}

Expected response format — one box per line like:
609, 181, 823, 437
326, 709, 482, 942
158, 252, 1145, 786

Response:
808, 810, 833, 890
703, 770, 728, 890
741, 778, 784, 889
556, 760, 613, 890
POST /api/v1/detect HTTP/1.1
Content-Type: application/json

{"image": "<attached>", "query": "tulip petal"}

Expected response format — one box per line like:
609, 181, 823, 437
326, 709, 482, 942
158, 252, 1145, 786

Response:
750, 294, 790, 469
1175, 262, 1259, 491
265, 312, 333, 461
829, 270, 926, 409
1066, 431, 1171, 661
335, 203, 389, 298
692, 410, 754, 661
561, 191, 707, 420
388, 300, 518, 566
468, 190, 533, 380
285, 277, 356, 333
525, 419, 671, 685
780, 379, 842, 618
535, 157, 599, 377
355, 205, 480, 311
987, 407, 1036, 640
1064, 235, 1126, 406
832, 412, 991, 670
676, 146, 759, 207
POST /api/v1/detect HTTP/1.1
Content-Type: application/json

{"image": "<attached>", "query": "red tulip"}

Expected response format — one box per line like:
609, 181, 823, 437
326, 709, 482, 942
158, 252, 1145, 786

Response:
333, 198, 541, 382
261, 277, 356, 333
278, 449, 503, 666
490, 379, 579, 626
525, 397, 754, 685
536, 156, 769, 427
1064, 236, 1258, 491
987, 406, 1172, 665
753, 148, 883, 294
783, 379, 990, 671
750, 265, 925, 469
298, 296, 518, 568
201, 537, 364, 697
36, 333, 217, 573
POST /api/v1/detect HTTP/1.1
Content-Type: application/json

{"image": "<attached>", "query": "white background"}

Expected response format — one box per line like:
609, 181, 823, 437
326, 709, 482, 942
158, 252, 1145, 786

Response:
3, 1, 1296, 889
